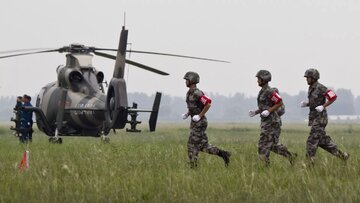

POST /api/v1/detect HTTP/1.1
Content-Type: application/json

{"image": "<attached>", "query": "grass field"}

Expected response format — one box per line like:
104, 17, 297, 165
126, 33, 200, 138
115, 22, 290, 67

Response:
0, 123, 359, 203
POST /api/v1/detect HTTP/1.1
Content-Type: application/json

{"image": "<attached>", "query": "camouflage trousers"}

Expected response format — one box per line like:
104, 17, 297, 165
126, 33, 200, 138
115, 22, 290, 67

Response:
259, 122, 291, 163
187, 117, 220, 164
306, 125, 343, 159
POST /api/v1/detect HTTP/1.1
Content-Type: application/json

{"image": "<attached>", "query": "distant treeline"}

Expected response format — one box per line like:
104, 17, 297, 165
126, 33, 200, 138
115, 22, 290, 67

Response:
1, 88, 360, 122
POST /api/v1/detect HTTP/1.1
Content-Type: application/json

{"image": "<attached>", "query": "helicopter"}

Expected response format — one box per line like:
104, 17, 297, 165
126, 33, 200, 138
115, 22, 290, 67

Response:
0, 26, 229, 143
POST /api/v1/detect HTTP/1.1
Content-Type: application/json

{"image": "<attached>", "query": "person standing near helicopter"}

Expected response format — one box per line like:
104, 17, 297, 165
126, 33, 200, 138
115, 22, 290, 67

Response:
13, 96, 23, 137
19, 95, 33, 143
182, 71, 231, 168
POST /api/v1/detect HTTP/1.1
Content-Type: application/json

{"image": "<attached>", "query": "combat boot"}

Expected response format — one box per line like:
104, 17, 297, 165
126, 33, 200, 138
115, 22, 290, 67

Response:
259, 155, 270, 167
218, 150, 231, 167
339, 151, 350, 162
288, 153, 298, 166
307, 156, 316, 167
189, 161, 198, 169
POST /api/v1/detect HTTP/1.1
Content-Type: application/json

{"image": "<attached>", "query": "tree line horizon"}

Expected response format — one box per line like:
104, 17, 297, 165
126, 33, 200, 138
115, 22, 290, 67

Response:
1, 88, 360, 122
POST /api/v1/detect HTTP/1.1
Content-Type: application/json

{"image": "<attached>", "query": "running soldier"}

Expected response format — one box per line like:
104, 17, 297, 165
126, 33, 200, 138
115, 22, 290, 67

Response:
249, 70, 297, 166
301, 68, 349, 164
182, 71, 231, 168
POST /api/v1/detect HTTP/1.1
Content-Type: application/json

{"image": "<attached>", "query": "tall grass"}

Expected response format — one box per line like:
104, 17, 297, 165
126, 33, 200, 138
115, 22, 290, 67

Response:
0, 123, 359, 202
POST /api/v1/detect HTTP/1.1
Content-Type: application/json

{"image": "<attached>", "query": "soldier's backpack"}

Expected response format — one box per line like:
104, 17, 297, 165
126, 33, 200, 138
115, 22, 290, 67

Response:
277, 103, 285, 117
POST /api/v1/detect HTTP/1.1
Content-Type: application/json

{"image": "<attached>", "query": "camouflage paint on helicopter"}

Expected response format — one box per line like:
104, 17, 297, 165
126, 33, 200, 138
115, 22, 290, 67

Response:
34, 35, 132, 138
36, 53, 108, 136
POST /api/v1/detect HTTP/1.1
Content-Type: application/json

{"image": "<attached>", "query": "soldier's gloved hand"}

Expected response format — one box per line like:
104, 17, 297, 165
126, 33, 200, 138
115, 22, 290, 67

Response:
182, 113, 189, 120
248, 110, 256, 117
315, 105, 324, 112
261, 110, 270, 117
192, 115, 201, 122
300, 100, 308, 108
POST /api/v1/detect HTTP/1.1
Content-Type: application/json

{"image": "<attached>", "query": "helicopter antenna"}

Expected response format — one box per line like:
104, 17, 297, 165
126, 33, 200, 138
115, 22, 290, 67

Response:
124, 12, 126, 27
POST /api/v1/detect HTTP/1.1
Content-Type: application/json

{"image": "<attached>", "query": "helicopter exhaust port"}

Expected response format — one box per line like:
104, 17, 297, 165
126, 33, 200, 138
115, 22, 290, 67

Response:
68, 71, 83, 83
95, 71, 104, 83
58, 68, 84, 88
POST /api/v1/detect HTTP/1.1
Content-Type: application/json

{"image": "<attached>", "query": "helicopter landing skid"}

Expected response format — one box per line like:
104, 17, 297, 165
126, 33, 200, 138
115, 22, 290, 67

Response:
49, 128, 63, 144
100, 123, 110, 143
100, 135, 110, 143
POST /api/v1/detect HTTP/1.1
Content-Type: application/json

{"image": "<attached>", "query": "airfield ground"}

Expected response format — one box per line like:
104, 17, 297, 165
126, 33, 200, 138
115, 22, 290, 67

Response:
0, 123, 359, 202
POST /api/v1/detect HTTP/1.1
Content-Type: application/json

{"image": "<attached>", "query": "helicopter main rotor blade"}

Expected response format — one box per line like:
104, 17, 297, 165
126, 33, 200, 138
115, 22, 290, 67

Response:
0, 48, 55, 54
128, 50, 231, 63
94, 48, 230, 63
93, 51, 169, 76
0, 49, 60, 59
125, 59, 169, 75
93, 51, 118, 60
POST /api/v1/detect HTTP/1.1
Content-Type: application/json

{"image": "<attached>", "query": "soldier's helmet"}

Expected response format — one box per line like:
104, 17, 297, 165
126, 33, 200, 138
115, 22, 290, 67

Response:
256, 70, 272, 82
304, 68, 320, 80
183, 71, 200, 84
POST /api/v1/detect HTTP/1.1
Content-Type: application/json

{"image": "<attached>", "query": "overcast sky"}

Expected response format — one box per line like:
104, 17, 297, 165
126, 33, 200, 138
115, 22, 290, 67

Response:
1, 0, 360, 98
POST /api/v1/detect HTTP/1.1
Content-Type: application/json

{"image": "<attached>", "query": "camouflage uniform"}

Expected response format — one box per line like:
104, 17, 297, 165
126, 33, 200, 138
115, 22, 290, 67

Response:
186, 87, 220, 165
306, 81, 347, 159
257, 84, 292, 164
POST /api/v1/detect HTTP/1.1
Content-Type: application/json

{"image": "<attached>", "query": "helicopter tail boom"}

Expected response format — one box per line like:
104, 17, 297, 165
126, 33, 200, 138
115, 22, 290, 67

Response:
113, 26, 128, 79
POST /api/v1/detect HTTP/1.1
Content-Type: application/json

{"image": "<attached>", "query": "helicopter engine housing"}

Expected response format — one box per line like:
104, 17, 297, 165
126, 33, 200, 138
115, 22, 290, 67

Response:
36, 82, 106, 136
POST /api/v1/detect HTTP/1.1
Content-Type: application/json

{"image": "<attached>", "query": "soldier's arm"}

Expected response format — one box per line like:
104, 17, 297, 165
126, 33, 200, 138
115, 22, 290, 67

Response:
254, 109, 261, 115
199, 103, 211, 118
323, 89, 337, 108
198, 94, 212, 118
268, 101, 283, 113
267, 91, 283, 113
